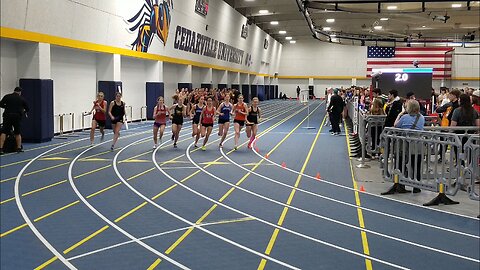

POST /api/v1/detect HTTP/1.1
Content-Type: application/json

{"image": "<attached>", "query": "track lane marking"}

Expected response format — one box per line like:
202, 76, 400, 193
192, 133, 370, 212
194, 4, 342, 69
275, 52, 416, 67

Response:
258, 114, 325, 270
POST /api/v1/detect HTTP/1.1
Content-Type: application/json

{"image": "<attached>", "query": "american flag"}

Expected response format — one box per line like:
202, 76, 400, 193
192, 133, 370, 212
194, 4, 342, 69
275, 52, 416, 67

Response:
367, 46, 453, 79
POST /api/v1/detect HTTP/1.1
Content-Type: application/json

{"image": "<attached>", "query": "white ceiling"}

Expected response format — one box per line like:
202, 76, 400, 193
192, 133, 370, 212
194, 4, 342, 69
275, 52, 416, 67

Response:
225, 0, 480, 45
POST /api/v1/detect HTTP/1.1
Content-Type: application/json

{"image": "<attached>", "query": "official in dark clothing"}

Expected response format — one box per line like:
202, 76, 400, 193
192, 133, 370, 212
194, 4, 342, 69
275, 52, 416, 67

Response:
406, 92, 427, 115
384, 89, 403, 127
296, 86, 300, 98
0, 87, 29, 154
327, 89, 344, 135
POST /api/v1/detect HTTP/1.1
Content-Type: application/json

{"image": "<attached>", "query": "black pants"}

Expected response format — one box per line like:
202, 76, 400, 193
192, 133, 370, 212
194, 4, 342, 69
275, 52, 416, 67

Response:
329, 112, 341, 133
370, 126, 383, 151
1, 113, 22, 135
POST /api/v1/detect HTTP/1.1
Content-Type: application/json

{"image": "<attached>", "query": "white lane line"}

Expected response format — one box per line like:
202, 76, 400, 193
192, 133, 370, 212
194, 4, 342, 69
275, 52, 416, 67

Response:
232, 145, 480, 239
13, 125, 149, 270
217, 147, 480, 262
67, 217, 254, 261
185, 142, 413, 269
250, 141, 480, 222
68, 137, 191, 269
108, 104, 314, 269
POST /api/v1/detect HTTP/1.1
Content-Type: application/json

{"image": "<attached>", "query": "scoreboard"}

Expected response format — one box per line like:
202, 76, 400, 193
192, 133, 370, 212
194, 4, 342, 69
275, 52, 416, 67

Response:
195, 0, 209, 16
372, 68, 433, 99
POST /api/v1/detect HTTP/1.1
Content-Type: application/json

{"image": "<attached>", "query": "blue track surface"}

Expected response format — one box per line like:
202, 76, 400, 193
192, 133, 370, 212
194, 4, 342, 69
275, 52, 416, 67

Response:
1, 100, 479, 270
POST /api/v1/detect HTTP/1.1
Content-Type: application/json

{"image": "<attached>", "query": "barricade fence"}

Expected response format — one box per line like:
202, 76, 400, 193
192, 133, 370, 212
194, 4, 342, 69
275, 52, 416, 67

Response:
345, 100, 479, 206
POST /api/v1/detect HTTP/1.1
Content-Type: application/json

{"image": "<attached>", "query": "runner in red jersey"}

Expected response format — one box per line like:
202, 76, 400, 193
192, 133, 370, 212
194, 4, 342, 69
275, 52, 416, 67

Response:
153, 96, 168, 149
200, 96, 217, 151
232, 95, 248, 150
89, 91, 107, 145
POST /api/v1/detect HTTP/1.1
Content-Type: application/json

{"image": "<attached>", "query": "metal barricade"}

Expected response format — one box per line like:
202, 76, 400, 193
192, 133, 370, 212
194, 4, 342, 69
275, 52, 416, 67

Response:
463, 135, 480, 201
82, 111, 91, 131
356, 110, 370, 168
380, 127, 477, 206
140, 106, 147, 122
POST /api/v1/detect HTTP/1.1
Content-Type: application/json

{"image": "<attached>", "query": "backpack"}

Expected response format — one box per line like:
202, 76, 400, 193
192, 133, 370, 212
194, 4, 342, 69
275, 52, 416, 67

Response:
441, 106, 452, 127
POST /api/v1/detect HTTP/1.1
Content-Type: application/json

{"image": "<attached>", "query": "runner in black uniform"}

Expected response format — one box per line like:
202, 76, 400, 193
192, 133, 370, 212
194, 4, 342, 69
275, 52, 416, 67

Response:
108, 92, 126, 150
246, 97, 261, 149
169, 95, 186, 148
191, 96, 205, 147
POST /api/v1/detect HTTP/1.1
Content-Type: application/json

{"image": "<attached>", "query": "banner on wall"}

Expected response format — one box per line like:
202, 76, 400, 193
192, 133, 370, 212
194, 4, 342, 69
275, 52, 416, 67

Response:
127, 0, 174, 52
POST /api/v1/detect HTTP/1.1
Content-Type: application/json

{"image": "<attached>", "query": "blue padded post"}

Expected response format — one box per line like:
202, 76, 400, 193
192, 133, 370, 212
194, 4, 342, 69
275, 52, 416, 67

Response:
146, 82, 164, 120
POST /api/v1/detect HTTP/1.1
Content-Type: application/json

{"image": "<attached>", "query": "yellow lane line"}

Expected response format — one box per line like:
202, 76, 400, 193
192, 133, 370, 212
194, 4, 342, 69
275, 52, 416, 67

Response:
27, 103, 300, 267
258, 115, 325, 269
345, 120, 373, 270
147, 258, 162, 270
156, 102, 323, 267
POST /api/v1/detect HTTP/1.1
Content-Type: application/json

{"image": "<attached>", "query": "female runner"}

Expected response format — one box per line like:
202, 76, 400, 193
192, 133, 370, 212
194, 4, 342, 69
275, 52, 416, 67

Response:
152, 96, 168, 148
169, 95, 186, 148
246, 97, 261, 149
89, 91, 107, 145
217, 93, 232, 148
191, 96, 205, 147
200, 96, 216, 151
232, 95, 248, 150
108, 92, 126, 150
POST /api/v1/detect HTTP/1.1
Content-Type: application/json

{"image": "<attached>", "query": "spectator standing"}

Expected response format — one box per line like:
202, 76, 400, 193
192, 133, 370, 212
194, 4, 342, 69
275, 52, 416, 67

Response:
0, 87, 29, 154
406, 92, 427, 115
471, 90, 480, 114
384, 89, 403, 127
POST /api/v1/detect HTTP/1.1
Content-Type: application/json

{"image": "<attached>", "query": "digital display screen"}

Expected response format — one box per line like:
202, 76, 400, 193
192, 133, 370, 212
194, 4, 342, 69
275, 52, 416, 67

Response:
374, 68, 433, 99
195, 0, 209, 16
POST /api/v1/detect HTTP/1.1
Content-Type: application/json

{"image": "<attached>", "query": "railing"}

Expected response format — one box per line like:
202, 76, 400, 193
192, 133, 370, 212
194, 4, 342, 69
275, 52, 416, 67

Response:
125, 106, 133, 123
380, 127, 479, 206
140, 106, 148, 122
55, 113, 80, 139
82, 111, 91, 131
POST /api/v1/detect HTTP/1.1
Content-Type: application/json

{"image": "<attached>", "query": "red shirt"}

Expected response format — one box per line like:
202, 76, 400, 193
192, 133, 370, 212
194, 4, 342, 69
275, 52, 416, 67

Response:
474, 104, 480, 114
202, 106, 215, 124
154, 105, 167, 124
234, 103, 247, 121
93, 100, 106, 121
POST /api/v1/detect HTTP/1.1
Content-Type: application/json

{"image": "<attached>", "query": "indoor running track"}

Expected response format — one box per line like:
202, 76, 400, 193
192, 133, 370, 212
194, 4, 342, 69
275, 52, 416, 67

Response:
0, 100, 479, 270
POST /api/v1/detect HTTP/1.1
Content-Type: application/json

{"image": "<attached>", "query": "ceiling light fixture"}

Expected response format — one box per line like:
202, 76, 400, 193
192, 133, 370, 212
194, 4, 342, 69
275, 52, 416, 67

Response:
286, 36, 292, 40
451, 3, 462, 8
290, 40, 296, 44
374, 25, 383, 30
387, 6, 397, 10
326, 18, 335, 23
279, 30, 286, 34
422, 25, 426, 28
323, 27, 331, 31
330, 34, 337, 37
380, 18, 389, 21
259, 10, 269, 14
270, 21, 279, 25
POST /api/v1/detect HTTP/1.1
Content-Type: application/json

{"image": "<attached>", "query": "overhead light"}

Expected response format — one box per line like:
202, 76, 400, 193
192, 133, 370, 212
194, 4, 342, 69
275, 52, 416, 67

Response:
323, 27, 331, 31
289, 40, 296, 44
326, 18, 335, 23
270, 21, 279, 25
331, 38, 339, 42
330, 34, 337, 37
374, 25, 383, 30
451, 3, 462, 8
285, 36, 292, 40
422, 25, 426, 28
387, 6, 397, 10
380, 17, 389, 21
279, 30, 286, 34
259, 10, 269, 14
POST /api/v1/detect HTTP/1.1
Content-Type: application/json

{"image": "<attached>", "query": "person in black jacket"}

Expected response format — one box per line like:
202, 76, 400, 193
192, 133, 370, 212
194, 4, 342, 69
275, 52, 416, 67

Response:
0, 87, 30, 154
384, 89, 403, 127
406, 92, 427, 115
327, 89, 344, 135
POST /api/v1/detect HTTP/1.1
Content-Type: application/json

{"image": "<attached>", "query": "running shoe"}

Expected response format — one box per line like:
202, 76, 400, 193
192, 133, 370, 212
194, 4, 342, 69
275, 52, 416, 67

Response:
201, 146, 206, 151
173, 143, 177, 148
194, 144, 198, 148
153, 144, 157, 149
110, 145, 114, 151
16, 148, 24, 153
0, 149, 4, 155
219, 143, 223, 148
234, 146, 238, 150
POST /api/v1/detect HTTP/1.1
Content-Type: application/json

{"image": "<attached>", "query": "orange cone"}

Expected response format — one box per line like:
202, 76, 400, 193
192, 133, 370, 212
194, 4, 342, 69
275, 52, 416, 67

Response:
359, 185, 365, 192
265, 153, 269, 159
281, 162, 286, 168
316, 172, 321, 180
255, 147, 260, 152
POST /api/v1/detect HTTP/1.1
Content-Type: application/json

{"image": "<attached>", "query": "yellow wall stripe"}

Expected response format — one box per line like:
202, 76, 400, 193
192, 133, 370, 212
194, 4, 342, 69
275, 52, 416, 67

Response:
0, 27, 269, 77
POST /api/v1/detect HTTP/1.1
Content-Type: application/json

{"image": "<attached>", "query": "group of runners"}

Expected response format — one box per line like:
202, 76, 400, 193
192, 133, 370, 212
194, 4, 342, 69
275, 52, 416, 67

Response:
89, 89, 261, 151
